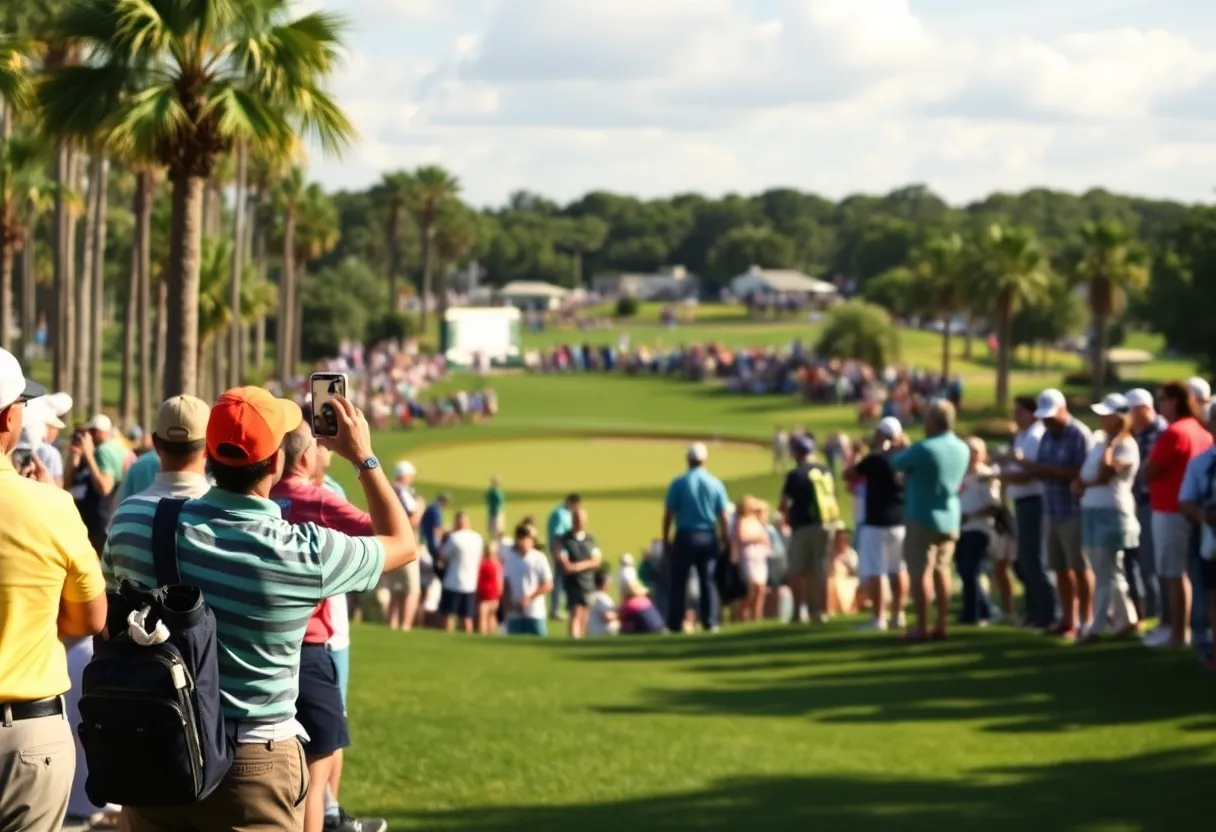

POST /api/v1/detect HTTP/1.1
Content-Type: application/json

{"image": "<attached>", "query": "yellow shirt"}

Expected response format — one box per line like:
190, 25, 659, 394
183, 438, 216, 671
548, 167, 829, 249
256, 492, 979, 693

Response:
0, 454, 105, 700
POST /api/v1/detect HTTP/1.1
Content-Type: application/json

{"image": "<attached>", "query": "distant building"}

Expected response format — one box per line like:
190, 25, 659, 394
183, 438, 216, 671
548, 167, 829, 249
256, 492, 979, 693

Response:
499, 281, 570, 311
592, 265, 699, 300
729, 265, 839, 300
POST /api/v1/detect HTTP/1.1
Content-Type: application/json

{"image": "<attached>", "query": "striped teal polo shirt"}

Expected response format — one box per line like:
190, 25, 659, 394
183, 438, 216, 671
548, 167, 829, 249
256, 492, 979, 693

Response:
102, 488, 385, 724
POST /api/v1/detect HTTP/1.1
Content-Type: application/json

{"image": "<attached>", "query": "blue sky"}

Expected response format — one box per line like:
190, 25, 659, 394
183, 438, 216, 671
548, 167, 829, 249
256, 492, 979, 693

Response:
303, 0, 1216, 208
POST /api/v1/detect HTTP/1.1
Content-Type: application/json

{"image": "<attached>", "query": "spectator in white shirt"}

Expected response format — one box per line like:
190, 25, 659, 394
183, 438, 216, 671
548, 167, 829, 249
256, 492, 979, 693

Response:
997, 395, 1055, 629
957, 437, 1001, 626
586, 569, 619, 637
1075, 394, 1141, 641
438, 511, 484, 633
504, 524, 554, 636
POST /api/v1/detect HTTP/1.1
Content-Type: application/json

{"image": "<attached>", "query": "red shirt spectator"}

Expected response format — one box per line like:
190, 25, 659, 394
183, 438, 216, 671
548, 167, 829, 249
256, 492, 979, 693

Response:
477, 556, 502, 603
1148, 417, 1213, 513
270, 475, 375, 644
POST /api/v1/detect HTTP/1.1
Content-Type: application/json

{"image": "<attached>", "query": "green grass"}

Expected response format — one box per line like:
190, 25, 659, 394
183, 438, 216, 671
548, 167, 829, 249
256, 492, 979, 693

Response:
343, 623, 1216, 830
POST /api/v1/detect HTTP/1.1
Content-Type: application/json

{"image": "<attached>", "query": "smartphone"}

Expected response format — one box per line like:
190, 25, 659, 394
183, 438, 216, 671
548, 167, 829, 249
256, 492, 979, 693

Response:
310, 372, 347, 437
10, 446, 32, 470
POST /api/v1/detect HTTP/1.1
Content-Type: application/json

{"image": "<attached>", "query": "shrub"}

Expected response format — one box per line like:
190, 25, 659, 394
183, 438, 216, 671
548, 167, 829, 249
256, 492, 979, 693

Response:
366, 312, 418, 348
814, 300, 901, 369
615, 296, 640, 318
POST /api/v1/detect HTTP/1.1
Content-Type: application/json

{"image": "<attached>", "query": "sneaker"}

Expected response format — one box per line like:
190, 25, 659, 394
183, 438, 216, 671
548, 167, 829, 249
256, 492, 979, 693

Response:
857, 619, 888, 632
1142, 626, 1171, 646
325, 810, 387, 832
816, 613, 830, 625
989, 608, 1005, 626
891, 612, 907, 629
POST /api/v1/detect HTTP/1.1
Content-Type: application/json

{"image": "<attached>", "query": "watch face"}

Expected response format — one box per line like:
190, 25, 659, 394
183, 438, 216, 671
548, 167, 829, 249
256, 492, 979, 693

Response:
363, 457, 380, 471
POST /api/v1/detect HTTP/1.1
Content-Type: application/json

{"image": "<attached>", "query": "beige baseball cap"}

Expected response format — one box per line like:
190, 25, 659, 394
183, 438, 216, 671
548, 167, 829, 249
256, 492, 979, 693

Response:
154, 395, 210, 443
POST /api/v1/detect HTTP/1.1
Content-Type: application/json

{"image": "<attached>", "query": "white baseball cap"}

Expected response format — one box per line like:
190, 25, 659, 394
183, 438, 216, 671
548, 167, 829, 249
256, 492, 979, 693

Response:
687, 442, 709, 463
393, 460, 416, 479
876, 416, 903, 439
85, 413, 113, 433
1033, 388, 1067, 420
23, 398, 65, 430
44, 391, 73, 418
1091, 393, 1129, 417
1125, 388, 1154, 409
1188, 377, 1211, 403
0, 348, 45, 411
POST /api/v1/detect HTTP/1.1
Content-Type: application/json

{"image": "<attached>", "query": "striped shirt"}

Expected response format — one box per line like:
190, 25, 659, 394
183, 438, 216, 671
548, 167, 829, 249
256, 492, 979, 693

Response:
102, 488, 385, 724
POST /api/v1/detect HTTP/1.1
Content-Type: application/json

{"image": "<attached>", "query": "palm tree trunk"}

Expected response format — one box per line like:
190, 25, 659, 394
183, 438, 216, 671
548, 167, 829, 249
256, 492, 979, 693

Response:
211, 337, 223, 402
0, 237, 12, 353
91, 158, 108, 414
963, 312, 974, 360
253, 224, 267, 372
137, 173, 154, 428
387, 206, 400, 310
996, 303, 1013, 409
1091, 312, 1110, 402
20, 222, 34, 364
419, 223, 434, 333
277, 213, 296, 381
154, 277, 167, 394
164, 174, 205, 397
76, 155, 98, 414
228, 140, 247, 387
940, 325, 952, 380
52, 143, 72, 394
121, 179, 142, 427
293, 263, 306, 371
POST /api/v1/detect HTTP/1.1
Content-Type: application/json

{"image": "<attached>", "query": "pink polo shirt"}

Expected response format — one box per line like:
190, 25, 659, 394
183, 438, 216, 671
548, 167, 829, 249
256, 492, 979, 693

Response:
269, 475, 375, 644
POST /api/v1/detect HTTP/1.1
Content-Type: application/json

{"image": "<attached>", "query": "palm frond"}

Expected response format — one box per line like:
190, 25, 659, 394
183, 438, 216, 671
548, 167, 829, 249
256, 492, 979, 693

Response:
205, 83, 295, 153
36, 63, 134, 141
290, 85, 356, 158
106, 81, 188, 161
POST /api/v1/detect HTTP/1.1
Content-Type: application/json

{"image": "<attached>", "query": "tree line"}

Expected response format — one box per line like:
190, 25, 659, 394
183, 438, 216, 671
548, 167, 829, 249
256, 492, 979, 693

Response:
3, 2, 1215, 424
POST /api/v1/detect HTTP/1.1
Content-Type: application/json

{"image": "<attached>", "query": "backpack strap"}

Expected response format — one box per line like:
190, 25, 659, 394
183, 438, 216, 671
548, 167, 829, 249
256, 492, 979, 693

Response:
152, 499, 188, 587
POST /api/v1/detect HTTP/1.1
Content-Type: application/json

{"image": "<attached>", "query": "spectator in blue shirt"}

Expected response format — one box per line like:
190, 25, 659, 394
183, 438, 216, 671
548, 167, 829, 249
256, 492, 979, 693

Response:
1126, 388, 1169, 624
1176, 406, 1216, 664
1019, 389, 1094, 639
546, 494, 580, 620
662, 442, 730, 633
420, 493, 450, 557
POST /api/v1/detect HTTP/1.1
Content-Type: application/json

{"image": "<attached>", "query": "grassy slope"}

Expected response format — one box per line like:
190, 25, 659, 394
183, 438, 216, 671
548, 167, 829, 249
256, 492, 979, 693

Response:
345, 623, 1216, 831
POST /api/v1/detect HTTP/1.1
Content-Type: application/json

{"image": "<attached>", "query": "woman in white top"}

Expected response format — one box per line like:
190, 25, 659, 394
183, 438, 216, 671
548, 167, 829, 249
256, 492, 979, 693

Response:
1075, 393, 1141, 640
957, 437, 1001, 625
732, 495, 773, 622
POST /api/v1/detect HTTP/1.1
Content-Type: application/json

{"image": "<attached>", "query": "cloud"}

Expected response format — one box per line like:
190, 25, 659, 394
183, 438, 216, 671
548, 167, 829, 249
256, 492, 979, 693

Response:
307, 0, 1216, 206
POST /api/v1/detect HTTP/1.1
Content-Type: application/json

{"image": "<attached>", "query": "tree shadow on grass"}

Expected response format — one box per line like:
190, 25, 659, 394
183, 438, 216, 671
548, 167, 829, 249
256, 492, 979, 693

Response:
374, 749, 1214, 831
559, 627, 1216, 735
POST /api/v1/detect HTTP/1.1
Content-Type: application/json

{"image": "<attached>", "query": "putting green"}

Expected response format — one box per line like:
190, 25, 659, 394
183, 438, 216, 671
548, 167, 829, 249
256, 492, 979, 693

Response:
400, 436, 768, 493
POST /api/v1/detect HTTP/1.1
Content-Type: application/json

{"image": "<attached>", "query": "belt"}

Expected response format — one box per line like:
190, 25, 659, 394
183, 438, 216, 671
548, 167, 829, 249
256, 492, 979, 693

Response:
1, 696, 64, 725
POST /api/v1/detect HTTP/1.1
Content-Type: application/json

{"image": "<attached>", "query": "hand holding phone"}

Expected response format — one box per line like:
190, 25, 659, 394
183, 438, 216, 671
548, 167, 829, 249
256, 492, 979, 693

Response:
315, 394, 373, 465
310, 373, 348, 438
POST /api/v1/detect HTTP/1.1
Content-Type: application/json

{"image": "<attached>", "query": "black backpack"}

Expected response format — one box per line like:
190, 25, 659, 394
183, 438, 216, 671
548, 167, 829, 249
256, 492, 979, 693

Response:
78, 498, 234, 806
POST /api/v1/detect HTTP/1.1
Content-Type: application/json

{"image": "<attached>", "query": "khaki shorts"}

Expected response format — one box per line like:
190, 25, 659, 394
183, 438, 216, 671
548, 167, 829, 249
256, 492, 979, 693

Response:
127, 737, 307, 832
0, 711, 73, 832
1152, 511, 1192, 579
1045, 515, 1086, 572
903, 520, 958, 580
380, 559, 420, 595
787, 525, 832, 577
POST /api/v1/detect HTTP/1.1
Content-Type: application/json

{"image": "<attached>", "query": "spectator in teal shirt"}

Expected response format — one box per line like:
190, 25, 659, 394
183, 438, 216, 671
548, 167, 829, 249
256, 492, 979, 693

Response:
892, 400, 970, 640
546, 494, 580, 620
118, 450, 161, 501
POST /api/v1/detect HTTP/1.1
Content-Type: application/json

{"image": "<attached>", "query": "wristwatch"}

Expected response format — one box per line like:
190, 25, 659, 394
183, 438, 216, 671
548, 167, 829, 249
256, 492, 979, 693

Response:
356, 456, 380, 477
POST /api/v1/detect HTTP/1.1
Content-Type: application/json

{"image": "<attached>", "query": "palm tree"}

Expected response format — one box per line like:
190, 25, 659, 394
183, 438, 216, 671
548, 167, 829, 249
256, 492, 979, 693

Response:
135, 170, 156, 429
375, 170, 414, 310
198, 235, 276, 398
246, 145, 297, 372
228, 140, 248, 386
1076, 220, 1150, 400
76, 153, 103, 414
975, 224, 1052, 409
0, 131, 45, 352
409, 165, 460, 333
270, 166, 305, 380
38, 0, 356, 396
910, 231, 966, 380
289, 184, 339, 371
89, 156, 108, 414
432, 202, 478, 343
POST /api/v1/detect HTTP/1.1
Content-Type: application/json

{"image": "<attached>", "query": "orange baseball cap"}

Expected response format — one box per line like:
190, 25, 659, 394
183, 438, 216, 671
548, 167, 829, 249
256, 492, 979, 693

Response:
206, 387, 304, 468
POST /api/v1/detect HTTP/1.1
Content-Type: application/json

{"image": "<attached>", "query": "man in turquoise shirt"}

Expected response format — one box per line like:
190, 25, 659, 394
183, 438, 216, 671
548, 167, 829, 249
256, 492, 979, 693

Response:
546, 494, 579, 620
892, 399, 970, 640
662, 442, 730, 633
118, 449, 161, 501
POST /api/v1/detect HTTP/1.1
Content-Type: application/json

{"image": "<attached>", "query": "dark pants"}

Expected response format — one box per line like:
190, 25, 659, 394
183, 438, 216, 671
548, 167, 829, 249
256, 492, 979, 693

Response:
667, 530, 719, 633
956, 531, 992, 625
1125, 503, 1163, 621
1189, 525, 1211, 655
1014, 497, 1054, 627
